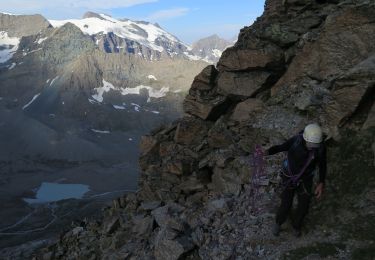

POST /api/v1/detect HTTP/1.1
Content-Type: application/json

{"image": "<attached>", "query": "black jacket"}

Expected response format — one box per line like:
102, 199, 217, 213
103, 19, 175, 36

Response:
267, 134, 327, 184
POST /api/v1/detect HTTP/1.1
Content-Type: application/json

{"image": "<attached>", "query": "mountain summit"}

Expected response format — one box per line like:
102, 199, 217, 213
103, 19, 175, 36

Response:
191, 34, 233, 63
49, 12, 200, 61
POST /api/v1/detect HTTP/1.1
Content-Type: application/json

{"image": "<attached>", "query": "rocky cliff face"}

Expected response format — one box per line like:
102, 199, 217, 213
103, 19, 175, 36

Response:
30, 0, 375, 259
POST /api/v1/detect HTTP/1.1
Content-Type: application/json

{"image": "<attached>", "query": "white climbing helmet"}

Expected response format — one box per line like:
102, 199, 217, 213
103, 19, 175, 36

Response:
303, 123, 323, 144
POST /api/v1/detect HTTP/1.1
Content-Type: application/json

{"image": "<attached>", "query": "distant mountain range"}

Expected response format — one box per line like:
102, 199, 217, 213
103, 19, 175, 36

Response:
0, 11, 213, 163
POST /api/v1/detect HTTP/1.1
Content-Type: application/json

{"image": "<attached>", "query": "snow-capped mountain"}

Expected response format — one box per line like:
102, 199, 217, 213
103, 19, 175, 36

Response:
49, 12, 200, 61
191, 34, 233, 63
0, 11, 208, 163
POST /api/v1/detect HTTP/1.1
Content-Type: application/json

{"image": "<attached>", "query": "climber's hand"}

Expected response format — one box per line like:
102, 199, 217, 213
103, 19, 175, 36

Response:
315, 183, 324, 200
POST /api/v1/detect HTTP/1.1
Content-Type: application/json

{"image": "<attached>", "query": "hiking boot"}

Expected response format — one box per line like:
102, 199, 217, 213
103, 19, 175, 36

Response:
272, 223, 281, 236
293, 228, 302, 238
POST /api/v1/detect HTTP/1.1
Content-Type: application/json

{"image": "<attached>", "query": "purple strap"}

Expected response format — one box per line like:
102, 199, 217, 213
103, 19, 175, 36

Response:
286, 150, 314, 186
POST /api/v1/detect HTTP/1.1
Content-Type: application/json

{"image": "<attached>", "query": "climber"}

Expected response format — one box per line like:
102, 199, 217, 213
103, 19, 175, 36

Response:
266, 123, 327, 237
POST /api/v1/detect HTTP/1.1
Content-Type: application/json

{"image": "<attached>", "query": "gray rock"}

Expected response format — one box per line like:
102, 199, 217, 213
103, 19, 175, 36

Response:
103, 216, 121, 234
217, 71, 271, 98
132, 215, 154, 236
139, 201, 162, 211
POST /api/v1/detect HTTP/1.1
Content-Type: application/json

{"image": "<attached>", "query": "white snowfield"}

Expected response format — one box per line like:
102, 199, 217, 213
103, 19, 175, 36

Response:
92, 79, 170, 103
49, 14, 188, 53
0, 31, 20, 63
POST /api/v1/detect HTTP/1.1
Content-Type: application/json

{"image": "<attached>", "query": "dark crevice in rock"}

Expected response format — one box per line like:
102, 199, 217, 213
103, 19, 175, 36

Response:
205, 98, 235, 121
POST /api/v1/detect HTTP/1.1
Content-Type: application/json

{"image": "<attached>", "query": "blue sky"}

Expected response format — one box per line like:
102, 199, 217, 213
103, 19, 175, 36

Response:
0, 0, 265, 44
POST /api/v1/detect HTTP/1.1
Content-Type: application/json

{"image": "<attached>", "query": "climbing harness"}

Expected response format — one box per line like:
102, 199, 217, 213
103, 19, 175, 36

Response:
282, 150, 314, 188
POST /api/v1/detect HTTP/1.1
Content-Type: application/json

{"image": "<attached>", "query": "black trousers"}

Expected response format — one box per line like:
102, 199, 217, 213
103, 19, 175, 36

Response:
276, 176, 313, 230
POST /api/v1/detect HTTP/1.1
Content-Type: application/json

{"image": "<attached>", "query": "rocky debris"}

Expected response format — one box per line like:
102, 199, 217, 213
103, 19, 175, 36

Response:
36, 0, 375, 259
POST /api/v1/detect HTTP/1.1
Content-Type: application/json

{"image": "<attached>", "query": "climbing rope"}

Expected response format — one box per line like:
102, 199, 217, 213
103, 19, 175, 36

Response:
249, 144, 266, 214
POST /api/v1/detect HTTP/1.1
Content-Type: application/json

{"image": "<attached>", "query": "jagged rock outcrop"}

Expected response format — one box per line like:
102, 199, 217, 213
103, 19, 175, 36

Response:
36, 0, 375, 259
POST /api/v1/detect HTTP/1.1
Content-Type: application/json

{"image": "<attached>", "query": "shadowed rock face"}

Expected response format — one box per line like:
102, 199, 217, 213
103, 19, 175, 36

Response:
3, 0, 375, 259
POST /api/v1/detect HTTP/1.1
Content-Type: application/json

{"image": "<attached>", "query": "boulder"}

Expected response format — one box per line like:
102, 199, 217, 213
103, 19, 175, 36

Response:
139, 135, 159, 156
139, 201, 162, 211
152, 206, 170, 228
217, 71, 271, 98
230, 98, 265, 122
190, 65, 218, 91
322, 55, 375, 133
132, 215, 154, 236
154, 234, 194, 260
183, 94, 229, 120
211, 167, 242, 196
174, 117, 209, 145
261, 23, 299, 47
207, 120, 235, 149
217, 47, 284, 71
165, 160, 193, 175
102, 216, 120, 235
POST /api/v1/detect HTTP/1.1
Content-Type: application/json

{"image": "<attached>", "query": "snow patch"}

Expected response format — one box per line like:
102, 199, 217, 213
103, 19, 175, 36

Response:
8, 62, 16, 70
23, 48, 42, 56
212, 49, 223, 58
0, 31, 20, 63
183, 51, 201, 61
147, 75, 157, 81
50, 76, 59, 86
91, 129, 110, 134
121, 85, 169, 99
92, 79, 170, 103
88, 98, 98, 104
150, 110, 160, 114
92, 79, 115, 102
36, 37, 48, 44
113, 105, 126, 110
22, 94, 40, 110
131, 103, 141, 112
